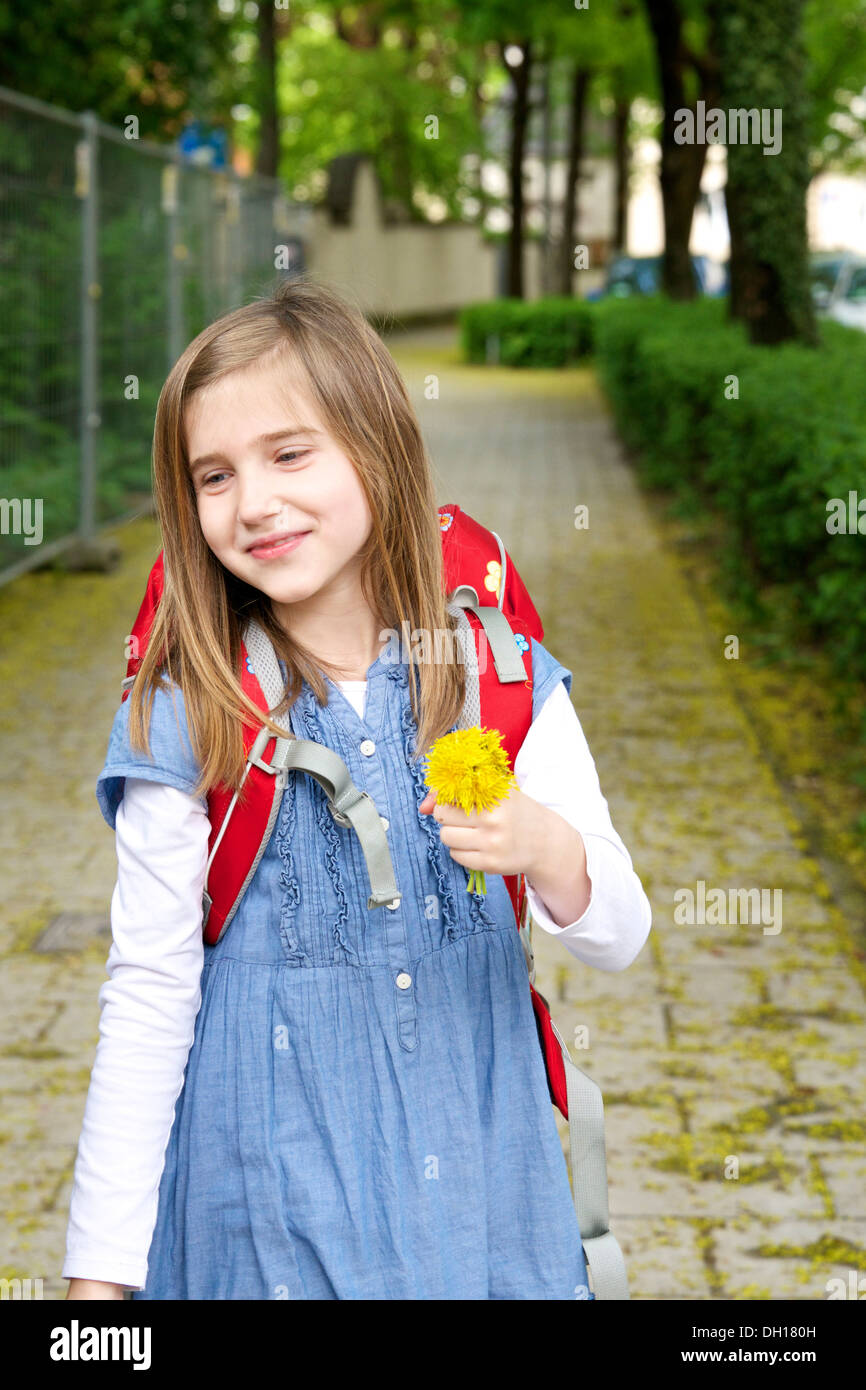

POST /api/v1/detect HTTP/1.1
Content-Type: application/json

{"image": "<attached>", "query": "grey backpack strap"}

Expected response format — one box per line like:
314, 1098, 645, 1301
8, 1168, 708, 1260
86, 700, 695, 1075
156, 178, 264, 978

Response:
557, 1021, 630, 1300
448, 527, 528, 684
282, 738, 400, 910
210, 619, 401, 914
450, 582, 527, 684
519, 901, 630, 1300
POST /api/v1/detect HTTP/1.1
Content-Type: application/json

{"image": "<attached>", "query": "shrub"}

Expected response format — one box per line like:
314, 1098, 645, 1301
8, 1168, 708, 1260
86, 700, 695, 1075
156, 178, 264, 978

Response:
460, 297, 594, 368
592, 295, 866, 682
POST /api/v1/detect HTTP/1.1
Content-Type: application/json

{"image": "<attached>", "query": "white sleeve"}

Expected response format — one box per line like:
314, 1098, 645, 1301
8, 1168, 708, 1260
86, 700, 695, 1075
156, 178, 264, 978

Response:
513, 680, 652, 972
62, 779, 208, 1289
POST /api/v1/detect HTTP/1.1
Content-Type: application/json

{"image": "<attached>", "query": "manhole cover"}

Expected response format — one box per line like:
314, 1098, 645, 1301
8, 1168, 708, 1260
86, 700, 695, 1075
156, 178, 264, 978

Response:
33, 913, 111, 953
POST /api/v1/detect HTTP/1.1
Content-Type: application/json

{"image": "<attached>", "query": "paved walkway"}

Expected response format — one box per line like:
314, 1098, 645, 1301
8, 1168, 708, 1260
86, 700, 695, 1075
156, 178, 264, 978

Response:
1, 323, 864, 1300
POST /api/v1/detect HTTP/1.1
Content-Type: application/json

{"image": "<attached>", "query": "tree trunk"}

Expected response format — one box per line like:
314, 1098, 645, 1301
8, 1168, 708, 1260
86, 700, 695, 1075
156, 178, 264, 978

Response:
502, 40, 532, 298
540, 50, 553, 294
712, 0, 818, 344
644, 0, 712, 299
559, 66, 592, 296
612, 95, 630, 254
723, 145, 750, 322
255, 0, 278, 178
471, 80, 490, 231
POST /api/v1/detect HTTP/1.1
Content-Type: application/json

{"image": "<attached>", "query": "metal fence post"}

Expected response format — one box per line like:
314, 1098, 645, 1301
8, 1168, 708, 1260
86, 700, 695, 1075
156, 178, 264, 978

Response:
228, 179, 242, 312
76, 110, 100, 545
162, 153, 185, 372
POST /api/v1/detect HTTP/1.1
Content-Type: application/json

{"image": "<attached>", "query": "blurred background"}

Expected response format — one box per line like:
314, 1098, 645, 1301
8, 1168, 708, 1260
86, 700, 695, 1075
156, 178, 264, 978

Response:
2, 0, 866, 1303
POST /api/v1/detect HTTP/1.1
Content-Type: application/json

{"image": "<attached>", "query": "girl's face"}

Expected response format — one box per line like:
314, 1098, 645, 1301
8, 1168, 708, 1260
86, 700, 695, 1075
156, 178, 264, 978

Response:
184, 355, 374, 620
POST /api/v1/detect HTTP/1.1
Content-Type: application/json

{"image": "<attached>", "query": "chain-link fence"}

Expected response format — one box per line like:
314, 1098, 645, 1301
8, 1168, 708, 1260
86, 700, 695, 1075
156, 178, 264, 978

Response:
0, 86, 311, 584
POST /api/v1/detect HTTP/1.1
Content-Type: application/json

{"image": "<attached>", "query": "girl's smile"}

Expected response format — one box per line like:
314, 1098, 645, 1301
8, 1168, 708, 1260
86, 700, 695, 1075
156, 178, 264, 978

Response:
245, 529, 312, 560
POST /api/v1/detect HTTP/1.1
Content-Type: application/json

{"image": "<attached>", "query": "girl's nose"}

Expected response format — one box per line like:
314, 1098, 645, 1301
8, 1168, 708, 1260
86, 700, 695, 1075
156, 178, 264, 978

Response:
235, 478, 290, 527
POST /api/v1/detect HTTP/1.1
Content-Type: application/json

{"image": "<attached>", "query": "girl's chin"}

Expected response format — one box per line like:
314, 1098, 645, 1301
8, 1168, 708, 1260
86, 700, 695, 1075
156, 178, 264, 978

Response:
228, 553, 317, 587
250, 576, 324, 607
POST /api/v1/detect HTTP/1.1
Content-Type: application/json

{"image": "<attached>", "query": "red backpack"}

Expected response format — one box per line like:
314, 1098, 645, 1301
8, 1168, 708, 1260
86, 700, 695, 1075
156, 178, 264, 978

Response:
120, 504, 570, 1117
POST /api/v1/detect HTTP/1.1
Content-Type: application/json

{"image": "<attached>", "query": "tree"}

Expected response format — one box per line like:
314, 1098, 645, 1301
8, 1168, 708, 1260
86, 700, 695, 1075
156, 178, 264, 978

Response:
0, 0, 238, 138
267, 2, 489, 221
605, 1, 656, 256
712, 0, 818, 344
558, 65, 593, 294
611, 91, 631, 253
254, 0, 283, 178
500, 39, 533, 295
450, 0, 544, 296
643, 0, 721, 299
547, 0, 652, 291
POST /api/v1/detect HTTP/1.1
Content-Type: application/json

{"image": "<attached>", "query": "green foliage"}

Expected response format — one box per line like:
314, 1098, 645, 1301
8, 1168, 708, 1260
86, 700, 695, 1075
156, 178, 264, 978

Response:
805, 0, 866, 172
592, 296, 866, 681
268, 3, 491, 219
459, 297, 594, 366
0, 0, 239, 136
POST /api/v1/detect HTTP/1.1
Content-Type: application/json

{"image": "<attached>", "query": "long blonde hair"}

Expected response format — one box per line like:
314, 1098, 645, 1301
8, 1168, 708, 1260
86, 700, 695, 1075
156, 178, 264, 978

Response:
126, 274, 466, 803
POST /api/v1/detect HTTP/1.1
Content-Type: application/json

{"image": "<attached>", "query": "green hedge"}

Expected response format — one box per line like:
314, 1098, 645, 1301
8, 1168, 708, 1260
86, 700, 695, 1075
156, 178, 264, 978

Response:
460, 297, 594, 367
591, 295, 866, 683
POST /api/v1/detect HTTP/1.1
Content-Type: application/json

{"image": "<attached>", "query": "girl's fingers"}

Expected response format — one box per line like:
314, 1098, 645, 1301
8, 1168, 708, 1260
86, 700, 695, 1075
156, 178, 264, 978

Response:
419, 793, 485, 829
437, 823, 486, 850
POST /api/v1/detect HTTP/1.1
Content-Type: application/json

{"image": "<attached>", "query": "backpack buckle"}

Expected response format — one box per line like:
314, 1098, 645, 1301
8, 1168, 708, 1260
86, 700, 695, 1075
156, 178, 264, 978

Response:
518, 877, 536, 983
328, 786, 372, 827
246, 727, 293, 776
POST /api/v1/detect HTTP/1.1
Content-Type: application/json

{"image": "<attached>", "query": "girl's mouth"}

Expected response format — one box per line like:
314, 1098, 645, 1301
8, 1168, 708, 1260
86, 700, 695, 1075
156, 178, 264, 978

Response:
246, 532, 310, 560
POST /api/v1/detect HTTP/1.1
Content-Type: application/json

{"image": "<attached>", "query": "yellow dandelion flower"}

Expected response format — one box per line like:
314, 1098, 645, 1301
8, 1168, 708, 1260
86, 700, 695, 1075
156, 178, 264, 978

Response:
421, 727, 517, 895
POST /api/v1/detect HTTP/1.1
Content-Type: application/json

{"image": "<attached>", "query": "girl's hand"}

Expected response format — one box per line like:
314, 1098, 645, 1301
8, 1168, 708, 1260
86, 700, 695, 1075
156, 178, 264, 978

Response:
419, 786, 592, 927
418, 785, 547, 880
66, 1278, 127, 1300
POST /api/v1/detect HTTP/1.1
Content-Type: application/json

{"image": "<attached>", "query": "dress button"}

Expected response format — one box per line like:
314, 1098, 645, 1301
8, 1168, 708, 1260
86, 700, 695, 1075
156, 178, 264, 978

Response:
360, 739, 376, 756
380, 816, 389, 831
395, 972, 412, 990
385, 897, 400, 910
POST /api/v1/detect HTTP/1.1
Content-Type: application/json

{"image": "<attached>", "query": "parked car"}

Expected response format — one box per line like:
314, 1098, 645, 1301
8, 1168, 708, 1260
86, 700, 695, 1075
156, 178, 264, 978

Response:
585, 253, 729, 301
810, 251, 866, 332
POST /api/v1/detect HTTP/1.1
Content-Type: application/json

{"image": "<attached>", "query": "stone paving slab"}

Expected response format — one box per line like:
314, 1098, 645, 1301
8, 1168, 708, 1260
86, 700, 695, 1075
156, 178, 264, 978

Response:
710, 1218, 866, 1300
1, 324, 864, 1301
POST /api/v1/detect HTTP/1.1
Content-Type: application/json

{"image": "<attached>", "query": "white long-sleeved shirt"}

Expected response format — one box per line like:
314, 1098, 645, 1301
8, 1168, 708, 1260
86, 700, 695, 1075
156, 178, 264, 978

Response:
62, 677, 651, 1288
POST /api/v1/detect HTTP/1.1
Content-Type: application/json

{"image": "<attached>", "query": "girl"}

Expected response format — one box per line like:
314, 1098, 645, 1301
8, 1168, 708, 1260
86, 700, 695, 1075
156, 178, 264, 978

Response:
63, 276, 651, 1300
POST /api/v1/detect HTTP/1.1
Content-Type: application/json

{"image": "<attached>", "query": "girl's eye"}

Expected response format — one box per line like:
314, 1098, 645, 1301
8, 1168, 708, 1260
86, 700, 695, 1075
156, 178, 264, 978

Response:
199, 451, 309, 489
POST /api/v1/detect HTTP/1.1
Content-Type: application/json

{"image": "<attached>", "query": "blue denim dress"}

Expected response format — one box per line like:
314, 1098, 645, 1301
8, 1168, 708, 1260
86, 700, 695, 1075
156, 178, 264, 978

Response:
96, 636, 593, 1300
